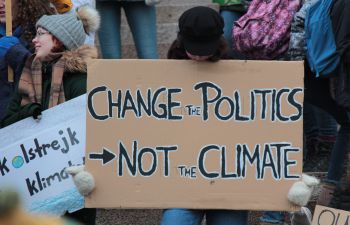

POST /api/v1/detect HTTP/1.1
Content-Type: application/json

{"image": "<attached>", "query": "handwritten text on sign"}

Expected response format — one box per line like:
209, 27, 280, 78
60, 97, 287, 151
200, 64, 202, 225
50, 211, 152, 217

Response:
0, 96, 86, 215
312, 205, 350, 225
85, 60, 304, 210
87, 83, 302, 180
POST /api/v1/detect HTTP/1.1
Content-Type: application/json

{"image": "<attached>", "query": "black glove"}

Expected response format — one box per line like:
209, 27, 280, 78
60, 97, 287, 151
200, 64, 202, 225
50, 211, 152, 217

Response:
27, 103, 42, 122
32, 106, 42, 121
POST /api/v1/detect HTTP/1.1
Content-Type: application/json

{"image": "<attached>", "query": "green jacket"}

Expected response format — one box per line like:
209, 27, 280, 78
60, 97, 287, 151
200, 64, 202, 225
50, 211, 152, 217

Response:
213, 0, 251, 12
1, 45, 98, 127
213, 0, 241, 5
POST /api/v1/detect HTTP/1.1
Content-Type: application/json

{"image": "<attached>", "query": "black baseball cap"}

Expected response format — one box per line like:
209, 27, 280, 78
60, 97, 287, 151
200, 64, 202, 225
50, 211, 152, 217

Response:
178, 6, 224, 56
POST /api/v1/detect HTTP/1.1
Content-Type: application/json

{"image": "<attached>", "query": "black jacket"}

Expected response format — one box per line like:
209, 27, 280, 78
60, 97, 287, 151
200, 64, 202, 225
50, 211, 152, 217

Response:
331, 0, 350, 64
329, 0, 350, 110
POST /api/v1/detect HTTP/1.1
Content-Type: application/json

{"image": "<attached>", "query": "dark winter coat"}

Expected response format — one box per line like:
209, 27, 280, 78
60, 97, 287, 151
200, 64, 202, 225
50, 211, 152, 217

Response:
329, 0, 350, 110
331, 0, 350, 64
0, 45, 98, 128
0, 25, 31, 121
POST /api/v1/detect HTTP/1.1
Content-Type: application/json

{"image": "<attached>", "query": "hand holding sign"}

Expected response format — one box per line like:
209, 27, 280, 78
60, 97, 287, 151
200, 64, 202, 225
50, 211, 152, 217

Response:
86, 60, 304, 210
71, 169, 320, 213
32, 103, 43, 122
287, 174, 319, 225
288, 174, 320, 206
66, 165, 95, 196
0, 95, 86, 215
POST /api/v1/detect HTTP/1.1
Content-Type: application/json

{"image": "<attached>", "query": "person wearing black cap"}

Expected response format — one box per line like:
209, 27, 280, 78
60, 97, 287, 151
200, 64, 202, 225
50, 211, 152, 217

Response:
162, 6, 248, 225
167, 6, 229, 62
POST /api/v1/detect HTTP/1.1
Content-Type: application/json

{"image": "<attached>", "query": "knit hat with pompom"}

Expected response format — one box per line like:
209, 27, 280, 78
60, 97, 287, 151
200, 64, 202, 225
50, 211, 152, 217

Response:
36, 6, 100, 50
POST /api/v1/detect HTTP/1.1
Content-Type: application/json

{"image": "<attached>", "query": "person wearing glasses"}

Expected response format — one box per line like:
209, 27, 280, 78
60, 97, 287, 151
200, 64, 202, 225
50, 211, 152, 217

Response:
1, 5, 100, 225
1, 5, 99, 128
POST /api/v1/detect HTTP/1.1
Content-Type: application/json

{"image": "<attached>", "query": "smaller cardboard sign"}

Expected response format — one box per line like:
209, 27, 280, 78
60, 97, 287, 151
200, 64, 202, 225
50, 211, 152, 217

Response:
0, 95, 86, 215
312, 205, 350, 225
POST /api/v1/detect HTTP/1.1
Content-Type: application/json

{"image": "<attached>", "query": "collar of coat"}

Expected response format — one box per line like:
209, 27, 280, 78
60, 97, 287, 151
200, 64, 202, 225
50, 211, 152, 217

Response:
18, 45, 98, 108
58, 44, 98, 73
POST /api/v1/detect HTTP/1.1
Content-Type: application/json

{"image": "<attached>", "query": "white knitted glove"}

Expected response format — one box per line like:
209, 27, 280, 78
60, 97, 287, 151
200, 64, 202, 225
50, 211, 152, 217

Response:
145, 0, 160, 6
65, 165, 95, 196
288, 174, 319, 206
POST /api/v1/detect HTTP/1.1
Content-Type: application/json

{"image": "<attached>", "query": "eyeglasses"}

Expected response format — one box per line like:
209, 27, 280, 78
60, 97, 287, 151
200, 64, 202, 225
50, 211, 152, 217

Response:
35, 30, 49, 38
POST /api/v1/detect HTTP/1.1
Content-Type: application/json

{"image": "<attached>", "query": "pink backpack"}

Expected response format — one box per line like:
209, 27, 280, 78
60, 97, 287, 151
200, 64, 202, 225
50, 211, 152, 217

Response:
232, 0, 301, 60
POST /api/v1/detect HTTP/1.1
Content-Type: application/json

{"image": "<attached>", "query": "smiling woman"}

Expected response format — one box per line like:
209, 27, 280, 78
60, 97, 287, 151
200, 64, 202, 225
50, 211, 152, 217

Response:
32, 27, 60, 60
1, 5, 100, 129
0, 6, 100, 225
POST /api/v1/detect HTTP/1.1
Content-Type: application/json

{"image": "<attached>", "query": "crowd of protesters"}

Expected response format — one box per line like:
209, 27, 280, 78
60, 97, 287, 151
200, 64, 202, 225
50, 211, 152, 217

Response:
0, 0, 349, 225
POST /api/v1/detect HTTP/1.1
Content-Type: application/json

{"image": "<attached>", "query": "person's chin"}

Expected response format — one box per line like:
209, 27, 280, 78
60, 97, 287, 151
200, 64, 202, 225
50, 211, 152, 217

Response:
35, 54, 44, 61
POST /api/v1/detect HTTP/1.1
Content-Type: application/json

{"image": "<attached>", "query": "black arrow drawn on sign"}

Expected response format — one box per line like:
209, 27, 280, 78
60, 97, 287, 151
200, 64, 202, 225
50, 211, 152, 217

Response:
89, 148, 116, 165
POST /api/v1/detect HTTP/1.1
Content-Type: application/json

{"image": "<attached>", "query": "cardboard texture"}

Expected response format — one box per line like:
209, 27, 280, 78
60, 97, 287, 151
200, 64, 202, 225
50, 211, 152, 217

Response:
312, 205, 350, 225
85, 60, 304, 211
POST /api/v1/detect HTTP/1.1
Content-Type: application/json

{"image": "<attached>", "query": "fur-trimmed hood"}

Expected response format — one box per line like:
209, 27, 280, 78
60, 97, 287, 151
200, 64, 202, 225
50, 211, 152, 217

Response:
61, 45, 98, 73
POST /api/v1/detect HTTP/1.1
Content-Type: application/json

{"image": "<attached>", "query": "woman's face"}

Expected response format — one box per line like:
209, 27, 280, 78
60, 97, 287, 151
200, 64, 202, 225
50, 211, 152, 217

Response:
186, 51, 212, 61
0, 0, 19, 25
32, 27, 55, 60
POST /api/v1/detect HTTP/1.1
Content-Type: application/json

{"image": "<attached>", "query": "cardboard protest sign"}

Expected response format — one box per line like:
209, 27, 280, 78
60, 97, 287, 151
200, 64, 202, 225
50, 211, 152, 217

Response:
0, 95, 86, 215
312, 205, 350, 225
85, 60, 304, 211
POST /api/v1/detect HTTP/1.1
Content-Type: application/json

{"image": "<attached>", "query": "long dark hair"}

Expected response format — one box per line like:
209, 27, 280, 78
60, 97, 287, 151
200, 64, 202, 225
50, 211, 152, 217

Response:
16, 0, 56, 48
167, 34, 229, 62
